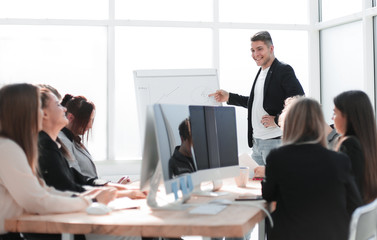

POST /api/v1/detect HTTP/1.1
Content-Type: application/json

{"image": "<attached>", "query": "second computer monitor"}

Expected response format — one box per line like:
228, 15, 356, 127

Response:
189, 105, 239, 170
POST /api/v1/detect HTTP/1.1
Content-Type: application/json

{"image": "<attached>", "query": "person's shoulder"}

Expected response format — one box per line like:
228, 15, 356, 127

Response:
320, 144, 351, 165
58, 131, 72, 146
269, 144, 289, 153
271, 143, 327, 157
273, 58, 293, 71
58, 130, 68, 140
340, 136, 362, 152
0, 137, 28, 164
169, 153, 179, 164
273, 143, 303, 152
38, 131, 51, 143
327, 150, 353, 172
60, 127, 75, 142
38, 131, 58, 149
0, 137, 22, 152
342, 136, 361, 146
325, 146, 348, 158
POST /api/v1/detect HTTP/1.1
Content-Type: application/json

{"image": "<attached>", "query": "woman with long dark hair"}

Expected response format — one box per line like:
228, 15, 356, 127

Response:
59, 94, 131, 184
333, 90, 377, 203
59, 94, 98, 178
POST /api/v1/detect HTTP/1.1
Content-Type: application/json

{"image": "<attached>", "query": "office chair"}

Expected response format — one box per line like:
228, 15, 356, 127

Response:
349, 198, 377, 240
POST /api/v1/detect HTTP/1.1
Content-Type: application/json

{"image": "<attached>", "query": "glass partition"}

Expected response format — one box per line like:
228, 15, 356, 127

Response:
320, 21, 363, 123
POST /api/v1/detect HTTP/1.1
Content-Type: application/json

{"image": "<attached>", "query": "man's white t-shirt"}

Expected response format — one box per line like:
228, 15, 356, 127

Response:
251, 67, 282, 139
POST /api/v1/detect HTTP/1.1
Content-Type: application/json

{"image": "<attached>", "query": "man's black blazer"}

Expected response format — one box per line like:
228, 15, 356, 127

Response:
227, 58, 304, 147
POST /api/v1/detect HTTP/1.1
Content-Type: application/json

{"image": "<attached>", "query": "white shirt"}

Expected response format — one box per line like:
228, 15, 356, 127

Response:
251, 67, 282, 139
0, 137, 90, 234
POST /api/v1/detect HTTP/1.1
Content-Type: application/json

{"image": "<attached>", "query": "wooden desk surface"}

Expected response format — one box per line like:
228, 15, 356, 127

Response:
5, 179, 265, 238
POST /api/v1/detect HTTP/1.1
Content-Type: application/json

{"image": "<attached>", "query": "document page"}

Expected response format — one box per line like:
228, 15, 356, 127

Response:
189, 204, 227, 215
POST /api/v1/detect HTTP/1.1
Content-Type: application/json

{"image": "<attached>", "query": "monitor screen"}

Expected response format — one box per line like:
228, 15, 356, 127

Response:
189, 106, 239, 190
189, 106, 239, 170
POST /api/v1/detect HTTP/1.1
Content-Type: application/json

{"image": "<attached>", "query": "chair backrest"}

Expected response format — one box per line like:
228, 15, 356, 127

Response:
349, 198, 377, 240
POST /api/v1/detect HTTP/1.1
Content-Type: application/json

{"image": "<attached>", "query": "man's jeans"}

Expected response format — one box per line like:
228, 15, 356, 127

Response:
251, 138, 281, 165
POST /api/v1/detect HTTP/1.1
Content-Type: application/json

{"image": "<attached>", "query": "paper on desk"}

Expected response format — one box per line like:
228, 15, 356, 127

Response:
108, 197, 140, 210
238, 153, 259, 178
189, 204, 227, 215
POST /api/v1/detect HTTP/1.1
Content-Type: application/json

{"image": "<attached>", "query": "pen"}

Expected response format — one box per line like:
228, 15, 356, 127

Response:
117, 176, 131, 184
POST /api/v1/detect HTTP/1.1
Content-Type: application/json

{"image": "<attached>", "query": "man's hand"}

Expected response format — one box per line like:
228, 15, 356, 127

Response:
208, 89, 229, 103
254, 166, 266, 178
261, 115, 277, 128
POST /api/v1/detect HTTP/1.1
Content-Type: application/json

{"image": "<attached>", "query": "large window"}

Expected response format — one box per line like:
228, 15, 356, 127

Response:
115, 0, 213, 21
320, 0, 361, 22
219, 0, 308, 24
0, 0, 108, 19
0, 25, 107, 160
0, 1, 311, 161
320, 21, 364, 123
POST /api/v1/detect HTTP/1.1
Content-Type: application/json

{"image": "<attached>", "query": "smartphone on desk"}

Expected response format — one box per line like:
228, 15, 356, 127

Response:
235, 194, 263, 201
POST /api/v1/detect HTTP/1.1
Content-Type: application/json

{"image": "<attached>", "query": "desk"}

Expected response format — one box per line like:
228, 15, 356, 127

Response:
5, 180, 266, 240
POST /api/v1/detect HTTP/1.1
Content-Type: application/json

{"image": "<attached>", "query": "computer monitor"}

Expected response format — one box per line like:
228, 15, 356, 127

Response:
140, 104, 239, 208
139, 104, 194, 208
189, 106, 239, 191
153, 104, 192, 193
139, 106, 159, 192
139, 104, 191, 191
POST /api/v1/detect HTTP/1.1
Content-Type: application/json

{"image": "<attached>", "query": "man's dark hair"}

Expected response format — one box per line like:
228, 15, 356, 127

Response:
178, 118, 191, 141
251, 31, 273, 46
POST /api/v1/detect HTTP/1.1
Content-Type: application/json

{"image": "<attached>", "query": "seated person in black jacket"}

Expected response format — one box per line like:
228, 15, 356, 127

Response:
168, 118, 196, 179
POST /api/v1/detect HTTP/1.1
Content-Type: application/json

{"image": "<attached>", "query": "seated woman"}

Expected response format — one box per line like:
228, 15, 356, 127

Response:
333, 90, 377, 203
262, 97, 362, 240
38, 88, 146, 199
0, 83, 116, 240
59, 94, 98, 178
59, 94, 131, 184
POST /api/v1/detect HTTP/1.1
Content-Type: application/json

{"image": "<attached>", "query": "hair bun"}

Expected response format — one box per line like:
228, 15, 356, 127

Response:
61, 94, 74, 107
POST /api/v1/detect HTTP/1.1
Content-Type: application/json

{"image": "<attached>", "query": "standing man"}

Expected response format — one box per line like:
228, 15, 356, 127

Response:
209, 31, 304, 165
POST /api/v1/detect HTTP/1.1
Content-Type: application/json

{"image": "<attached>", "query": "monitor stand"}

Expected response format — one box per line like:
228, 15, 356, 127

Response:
191, 179, 229, 197
146, 162, 192, 210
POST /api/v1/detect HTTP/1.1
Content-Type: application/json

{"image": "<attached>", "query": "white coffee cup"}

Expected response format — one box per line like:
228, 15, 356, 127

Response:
235, 166, 249, 188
